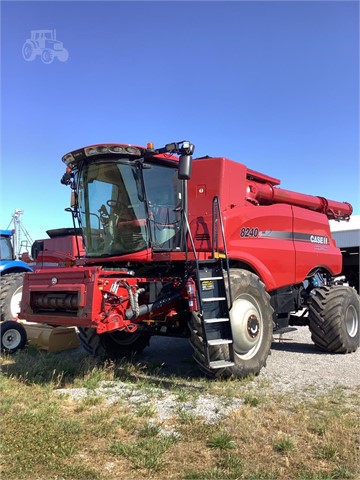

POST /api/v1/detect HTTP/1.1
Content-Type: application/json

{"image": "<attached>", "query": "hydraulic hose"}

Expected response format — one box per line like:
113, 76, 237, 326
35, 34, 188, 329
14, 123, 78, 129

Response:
125, 290, 183, 320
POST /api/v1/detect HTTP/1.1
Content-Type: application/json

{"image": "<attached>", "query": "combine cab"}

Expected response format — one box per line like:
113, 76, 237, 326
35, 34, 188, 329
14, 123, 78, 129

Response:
20, 141, 359, 377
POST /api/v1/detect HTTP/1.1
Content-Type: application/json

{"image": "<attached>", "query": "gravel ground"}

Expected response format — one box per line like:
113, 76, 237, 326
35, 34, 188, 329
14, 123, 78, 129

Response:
257, 327, 360, 394
56, 326, 359, 424
141, 326, 360, 391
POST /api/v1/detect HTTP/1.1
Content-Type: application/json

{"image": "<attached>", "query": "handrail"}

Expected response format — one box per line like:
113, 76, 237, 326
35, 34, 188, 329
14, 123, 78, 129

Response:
183, 211, 204, 313
212, 196, 233, 309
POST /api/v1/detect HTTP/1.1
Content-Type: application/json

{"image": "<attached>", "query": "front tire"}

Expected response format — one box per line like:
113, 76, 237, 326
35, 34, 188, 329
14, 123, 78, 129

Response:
1, 321, 27, 354
78, 327, 151, 359
0, 273, 25, 321
309, 286, 359, 353
57, 48, 69, 62
189, 269, 273, 378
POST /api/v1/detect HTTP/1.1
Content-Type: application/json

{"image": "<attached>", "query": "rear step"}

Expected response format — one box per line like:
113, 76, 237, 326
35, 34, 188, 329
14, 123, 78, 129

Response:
192, 355, 235, 371
202, 297, 226, 302
204, 318, 229, 324
209, 360, 235, 369
208, 339, 232, 346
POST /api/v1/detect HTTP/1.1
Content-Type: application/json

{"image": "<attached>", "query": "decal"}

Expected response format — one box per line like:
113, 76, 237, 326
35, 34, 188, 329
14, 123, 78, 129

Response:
242, 230, 330, 245
259, 231, 292, 239
309, 235, 329, 245
240, 227, 259, 238
201, 280, 214, 291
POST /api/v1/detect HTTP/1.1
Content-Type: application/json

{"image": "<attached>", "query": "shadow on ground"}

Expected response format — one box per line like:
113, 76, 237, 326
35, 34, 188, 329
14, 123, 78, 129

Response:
3, 327, 333, 383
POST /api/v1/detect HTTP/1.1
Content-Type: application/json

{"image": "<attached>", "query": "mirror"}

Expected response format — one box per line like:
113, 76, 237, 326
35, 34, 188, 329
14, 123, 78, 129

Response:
178, 154, 192, 180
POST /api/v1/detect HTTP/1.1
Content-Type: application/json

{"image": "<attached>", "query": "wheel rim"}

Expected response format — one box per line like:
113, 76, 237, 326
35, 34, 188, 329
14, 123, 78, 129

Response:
10, 286, 22, 319
345, 304, 359, 338
230, 293, 263, 360
3, 329, 21, 350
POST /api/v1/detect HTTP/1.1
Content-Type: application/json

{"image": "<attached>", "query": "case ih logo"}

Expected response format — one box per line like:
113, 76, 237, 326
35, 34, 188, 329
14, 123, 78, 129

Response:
309, 235, 329, 245
22, 30, 69, 64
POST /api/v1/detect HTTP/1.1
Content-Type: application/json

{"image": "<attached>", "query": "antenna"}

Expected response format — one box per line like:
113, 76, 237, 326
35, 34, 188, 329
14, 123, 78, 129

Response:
6, 210, 33, 259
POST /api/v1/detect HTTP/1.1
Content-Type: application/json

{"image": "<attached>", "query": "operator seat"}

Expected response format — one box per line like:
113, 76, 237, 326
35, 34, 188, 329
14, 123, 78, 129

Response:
112, 205, 147, 252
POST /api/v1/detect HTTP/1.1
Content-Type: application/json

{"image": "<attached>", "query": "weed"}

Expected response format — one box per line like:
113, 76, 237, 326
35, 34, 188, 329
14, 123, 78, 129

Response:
216, 452, 244, 474
110, 436, 176, 472
79, 361, 116, 390
109, 440, 129, 456
206, 431, 236, 449
330, 465, 355, 479
136, 402, 156, 417
177, 407, 197, 424
138, 421, 160, 438
274, 437, 295, 454
243, 394, 260, 407
60, 463, 100, 479
81, 369, 104, 390
176, 389, 191, 402
87, 410, 115, 437
310, 421, 327, 436
316, 444, 339, 460
80, 393, 105, 407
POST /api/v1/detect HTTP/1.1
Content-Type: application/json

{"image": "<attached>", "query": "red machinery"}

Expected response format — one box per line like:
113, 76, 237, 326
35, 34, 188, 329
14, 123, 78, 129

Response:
20, 141, 359, 377
1, 228, 83, 354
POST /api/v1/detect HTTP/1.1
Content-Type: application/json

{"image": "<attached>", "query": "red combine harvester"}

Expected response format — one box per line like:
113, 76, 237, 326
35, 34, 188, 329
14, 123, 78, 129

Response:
20, 141, 359, 377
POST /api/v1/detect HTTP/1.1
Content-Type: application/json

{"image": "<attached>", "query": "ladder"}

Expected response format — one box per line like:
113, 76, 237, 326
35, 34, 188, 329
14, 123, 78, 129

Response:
196, 259, 235, 369
185, 195, 235, 371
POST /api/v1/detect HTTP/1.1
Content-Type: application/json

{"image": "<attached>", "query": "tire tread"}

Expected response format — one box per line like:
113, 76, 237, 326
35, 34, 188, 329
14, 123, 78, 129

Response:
309, 286, 359, 353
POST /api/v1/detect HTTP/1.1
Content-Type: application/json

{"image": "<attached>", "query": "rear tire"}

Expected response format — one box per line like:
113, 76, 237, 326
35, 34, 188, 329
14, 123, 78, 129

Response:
309, 286, 359, 353
189, 269, 273, 378
1, 321, 27, 354
22, 41, 36, 61
41, 49, 54, 64
78, 327, 151, 359
0, 273, 25, 321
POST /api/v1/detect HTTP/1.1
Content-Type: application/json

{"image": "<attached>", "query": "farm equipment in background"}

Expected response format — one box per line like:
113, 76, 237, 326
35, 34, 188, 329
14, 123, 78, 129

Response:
1, 228, 82, 354
22, 29, 69, 64
20, 140, 359, 377
0, 228, 33, 322
0, 227, 32, 354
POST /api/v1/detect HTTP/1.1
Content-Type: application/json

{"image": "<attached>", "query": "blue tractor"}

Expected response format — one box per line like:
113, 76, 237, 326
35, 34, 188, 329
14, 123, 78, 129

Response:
0, 229, 31, 352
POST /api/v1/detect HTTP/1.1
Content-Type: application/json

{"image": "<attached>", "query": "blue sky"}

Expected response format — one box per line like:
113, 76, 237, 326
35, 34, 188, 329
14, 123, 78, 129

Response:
1, 0, 359, 245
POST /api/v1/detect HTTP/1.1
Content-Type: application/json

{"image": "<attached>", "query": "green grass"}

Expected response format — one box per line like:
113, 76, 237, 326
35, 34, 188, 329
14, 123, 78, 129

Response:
109, 436, 177, 472
1, 349, 359, 480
